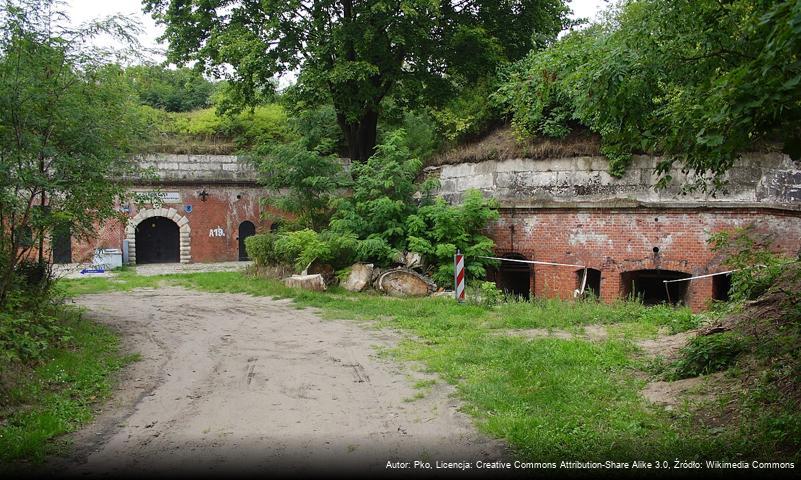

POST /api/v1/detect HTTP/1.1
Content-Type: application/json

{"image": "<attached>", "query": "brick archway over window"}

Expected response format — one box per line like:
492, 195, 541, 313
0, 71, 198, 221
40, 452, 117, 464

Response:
125, 208, 191, 264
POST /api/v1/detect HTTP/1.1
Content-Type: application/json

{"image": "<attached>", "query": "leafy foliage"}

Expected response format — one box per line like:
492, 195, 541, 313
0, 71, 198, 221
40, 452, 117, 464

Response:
251, 131, 499, 283
243, 234, 280, 267
330, 130, 423, 264
248, 141, 348, 231
407, 190, 499, 285
144, 0, 569, 161
126, 64, 216, 112
497, 0, 801, 184
0, 0, 146, 305
709, 226, 794, 302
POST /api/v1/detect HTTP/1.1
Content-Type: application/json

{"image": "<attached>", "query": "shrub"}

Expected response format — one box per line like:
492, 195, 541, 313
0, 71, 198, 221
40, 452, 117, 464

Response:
274, 229, 329, 272
468, 281, 504, 308
407, 189, 499, 285
244, 234, 279, 267
667, 332, 748, 380
709, 226, 793, 302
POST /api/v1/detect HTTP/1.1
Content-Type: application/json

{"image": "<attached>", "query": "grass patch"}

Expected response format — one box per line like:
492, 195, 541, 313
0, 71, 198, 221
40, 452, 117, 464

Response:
0, 308, 135, 465
58, 271, 798, 461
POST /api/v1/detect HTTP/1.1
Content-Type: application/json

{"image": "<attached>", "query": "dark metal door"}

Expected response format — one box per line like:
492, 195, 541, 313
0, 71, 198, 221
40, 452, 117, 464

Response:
135, 217, 180, 264
238, 221, 256, 261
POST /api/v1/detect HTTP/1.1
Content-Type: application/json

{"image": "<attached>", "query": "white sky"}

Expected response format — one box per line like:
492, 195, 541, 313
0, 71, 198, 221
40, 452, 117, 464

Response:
64, 0, 609, 67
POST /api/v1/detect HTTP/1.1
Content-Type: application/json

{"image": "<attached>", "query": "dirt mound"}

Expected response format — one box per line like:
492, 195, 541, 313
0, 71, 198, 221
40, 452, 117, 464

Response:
429, 125, 602, 166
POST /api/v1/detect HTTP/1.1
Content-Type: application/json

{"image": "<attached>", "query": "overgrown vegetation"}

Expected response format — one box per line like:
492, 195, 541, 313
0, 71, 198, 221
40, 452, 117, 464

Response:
0, 0, 146, 363
246, 130, 500, 285
0, 308, 134, 464
0, 3, 142, 464
496, 0, 801, 184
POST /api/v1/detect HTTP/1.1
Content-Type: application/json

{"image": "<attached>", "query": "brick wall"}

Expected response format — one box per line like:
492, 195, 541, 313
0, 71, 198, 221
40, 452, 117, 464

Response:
488, 208, 801, 311
70, 184, 281, 264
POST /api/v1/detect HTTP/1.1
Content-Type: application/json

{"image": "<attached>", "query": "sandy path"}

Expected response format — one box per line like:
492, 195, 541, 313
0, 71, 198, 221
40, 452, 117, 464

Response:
50, 287, 505, 476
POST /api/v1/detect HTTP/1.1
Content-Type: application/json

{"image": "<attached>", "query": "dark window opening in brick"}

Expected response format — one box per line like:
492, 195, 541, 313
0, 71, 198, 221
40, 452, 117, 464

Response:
269, 221, 281, 233
238, 221, 256, 261
621, 269, 691, 306
52, 223, 71, 264
576, 268, 601, 298
135, 216, 179, 264
712, 273, 732, 302
494, 253, 531, 300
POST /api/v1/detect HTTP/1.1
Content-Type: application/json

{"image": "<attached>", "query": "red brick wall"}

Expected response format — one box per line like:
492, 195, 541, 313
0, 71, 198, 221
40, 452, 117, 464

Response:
70, 185, 282, 264
488, 208, 801, 311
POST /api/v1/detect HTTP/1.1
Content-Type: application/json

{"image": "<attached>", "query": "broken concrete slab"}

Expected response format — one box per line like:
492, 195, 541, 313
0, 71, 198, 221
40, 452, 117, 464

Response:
376, 268, 437, 297
283, 274, 327, 291
404, 252, 424, 270
342, 263, 374, 292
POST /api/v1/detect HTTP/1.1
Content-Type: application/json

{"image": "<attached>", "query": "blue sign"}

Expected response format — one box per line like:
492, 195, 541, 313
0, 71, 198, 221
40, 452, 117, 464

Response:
80, 268, 105, 274
184, 204, 193, 213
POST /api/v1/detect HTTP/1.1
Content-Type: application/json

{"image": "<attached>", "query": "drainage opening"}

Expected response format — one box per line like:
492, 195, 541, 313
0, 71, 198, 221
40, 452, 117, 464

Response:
621, 269, 691, 305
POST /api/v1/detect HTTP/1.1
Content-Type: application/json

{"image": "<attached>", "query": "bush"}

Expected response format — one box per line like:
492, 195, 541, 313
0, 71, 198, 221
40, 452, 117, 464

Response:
709, 226, 793, 302
273, 229, 329, 272
244, 234, 279, 267
0, 279, 70, 363
407, 189, 499, 285
667, 332, 748, 380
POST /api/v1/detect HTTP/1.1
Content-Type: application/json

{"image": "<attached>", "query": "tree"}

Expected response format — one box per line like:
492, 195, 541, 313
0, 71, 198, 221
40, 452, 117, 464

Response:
126, 64, 216, 112
0, 0, 146, 304
144, 0, 569, 162
497, 0, 801, 186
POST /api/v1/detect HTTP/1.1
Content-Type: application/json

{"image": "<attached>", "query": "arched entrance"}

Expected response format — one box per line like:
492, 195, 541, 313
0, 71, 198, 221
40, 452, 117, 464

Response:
135, 216, 180, 264
238, 221, 256, 261
125, 207, 191, 264
496, 253, 531, 300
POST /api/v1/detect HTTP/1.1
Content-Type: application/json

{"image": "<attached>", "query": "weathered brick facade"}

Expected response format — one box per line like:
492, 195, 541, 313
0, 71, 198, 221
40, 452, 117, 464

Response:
487, 208, 801, 311
70, 185, 276, 264
67, 154, 279, 264
435, 153, 801, 310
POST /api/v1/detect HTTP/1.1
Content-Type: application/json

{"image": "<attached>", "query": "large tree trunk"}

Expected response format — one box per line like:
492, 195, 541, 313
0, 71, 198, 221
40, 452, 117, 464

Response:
337, 109, 379, 163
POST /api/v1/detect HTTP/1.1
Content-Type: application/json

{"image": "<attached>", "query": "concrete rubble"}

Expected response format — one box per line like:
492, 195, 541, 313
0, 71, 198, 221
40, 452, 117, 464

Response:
376, 268, 437, 297
283, 274, 327, 291
342, 263, 374, 292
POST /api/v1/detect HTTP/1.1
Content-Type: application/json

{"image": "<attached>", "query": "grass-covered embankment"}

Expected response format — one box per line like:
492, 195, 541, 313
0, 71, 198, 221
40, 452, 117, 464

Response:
57, 269, 801, 463
0, 307, 136, 465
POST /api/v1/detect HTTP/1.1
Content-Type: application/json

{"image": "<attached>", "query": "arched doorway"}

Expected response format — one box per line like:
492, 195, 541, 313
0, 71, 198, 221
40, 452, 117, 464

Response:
238, 221, 256, 261
496, 253, 531, 300
135, 216, 180, 264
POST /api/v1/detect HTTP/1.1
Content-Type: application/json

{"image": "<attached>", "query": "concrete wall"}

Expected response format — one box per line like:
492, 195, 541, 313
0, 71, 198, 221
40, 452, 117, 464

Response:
133, 154, 258, 183
434, 153, 801, 209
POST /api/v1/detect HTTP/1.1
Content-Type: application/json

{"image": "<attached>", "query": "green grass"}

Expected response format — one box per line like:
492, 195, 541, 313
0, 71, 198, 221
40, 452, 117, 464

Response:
56, 271, 796, 461
0, 308, 136, 464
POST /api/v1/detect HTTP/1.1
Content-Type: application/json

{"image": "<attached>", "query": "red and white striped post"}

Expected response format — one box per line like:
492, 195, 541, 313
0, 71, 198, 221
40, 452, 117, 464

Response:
454, 250, 465, 302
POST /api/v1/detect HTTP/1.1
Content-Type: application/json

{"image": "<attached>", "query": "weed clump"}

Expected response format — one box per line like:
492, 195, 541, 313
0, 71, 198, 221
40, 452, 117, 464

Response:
666, 332, 749, 380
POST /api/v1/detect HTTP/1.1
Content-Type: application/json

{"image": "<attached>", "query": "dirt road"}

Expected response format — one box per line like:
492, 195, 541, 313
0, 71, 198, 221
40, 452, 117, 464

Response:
50, 287, 506, 476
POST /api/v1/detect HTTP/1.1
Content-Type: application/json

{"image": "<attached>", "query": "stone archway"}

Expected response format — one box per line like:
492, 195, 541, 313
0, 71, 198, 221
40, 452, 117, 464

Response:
125, 207, 191, 264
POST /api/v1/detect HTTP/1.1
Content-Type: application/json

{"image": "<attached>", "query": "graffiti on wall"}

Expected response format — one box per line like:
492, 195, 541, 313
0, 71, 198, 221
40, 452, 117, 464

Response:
209, 226, 226, 238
